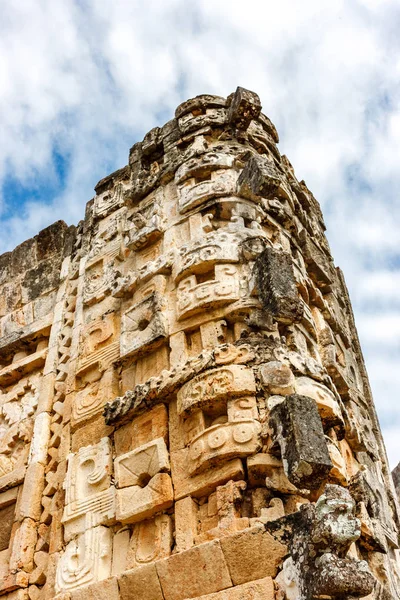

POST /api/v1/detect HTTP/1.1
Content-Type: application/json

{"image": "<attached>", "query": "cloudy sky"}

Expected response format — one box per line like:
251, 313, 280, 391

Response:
1, 0, 400, 466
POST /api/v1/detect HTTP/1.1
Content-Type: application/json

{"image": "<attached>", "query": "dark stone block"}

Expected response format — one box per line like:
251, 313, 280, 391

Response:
299, 232, 335, 290
253, 247, 303, 323
237, 154, 283, 200
269, 394, 332, 490
0, 252, 11, 285
10, 238, 37, 277
22, 259, 61, 302
227, 86, 261, 130
36, 220, 68, 261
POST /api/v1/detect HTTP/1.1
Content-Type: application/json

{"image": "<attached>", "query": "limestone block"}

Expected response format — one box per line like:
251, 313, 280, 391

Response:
76, 314, 119, 375
175, 152, 233, 187
29, 550, 49, 585
0, 379, 39, 426
327, 438, 348, 485
111, 528, 130, 576
17, 462, 45, 521
28, 412, 51, 464
127, 514, 173, 569
259, 361, 295, 395
116, 472, 173, 524
56, 526, 112, 593
294, 376, 344, 431
269, 394, 333, 490
175, 496, 198, 552
120, 293, 168, 359
0, 466, 26, 494
114, 404, 168, 456
71, 416, 114, 452
93, 179, 126, 218
177, 170, 238, 214
172, 230, 240, 282
220, 525, 286, 585
72, 369, 119, 428
4, 591, 29, 600
70, 577, 120, 600
82, 254, 117, 307
250, 497, 285, 526
227, 87, 261, 130
253, 247, 303, 324
37, 371, 55, 413
175, 94, 225, 118
300, 233, 335, 289
227, 396, 258, 422
125, 193, 165, 251
247, 453, 301, 494
176, 265, 240, 320
115, 438, 170, 489
188, 420, 261, 476
0, 571, 29, 595
177, 107, 226, 136
177, 365, 256, 416
62, 438, 115, 539
9, 517, 37, 572
156, 539, 232, 600
237, 154, 282, 200
171, 449, 244, 500
119, 563, 164, 600
191, 577, 274, 600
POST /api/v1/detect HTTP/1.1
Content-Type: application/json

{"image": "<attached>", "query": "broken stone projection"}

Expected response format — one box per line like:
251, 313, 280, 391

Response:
0, 86, 399, 600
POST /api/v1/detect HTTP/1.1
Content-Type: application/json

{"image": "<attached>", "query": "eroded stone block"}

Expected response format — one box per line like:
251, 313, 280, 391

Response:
269, 394, 332, 490
220, 525, 286, 585
120, 293, 168, 359
253, 247, 303, 323
62, 438, 115, 539
227, 87, 261, 130
115, 438, 170, 488
156, 539, 232, 600
177, 365, 256, 416
56, 526, 112, 593
116, 472, 173, 524
176, 265, 240, 320
188, 420, 261, 475
127, 514, 173, 569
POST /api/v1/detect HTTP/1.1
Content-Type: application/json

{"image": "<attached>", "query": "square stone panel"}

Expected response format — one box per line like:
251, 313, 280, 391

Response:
120, 293, 168, 359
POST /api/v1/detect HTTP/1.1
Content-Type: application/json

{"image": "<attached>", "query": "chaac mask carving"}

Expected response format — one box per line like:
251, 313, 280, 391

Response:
268, 484, 375, 599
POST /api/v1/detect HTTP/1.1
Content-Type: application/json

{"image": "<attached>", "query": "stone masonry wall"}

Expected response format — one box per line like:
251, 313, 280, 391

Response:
0, 87, 400, 600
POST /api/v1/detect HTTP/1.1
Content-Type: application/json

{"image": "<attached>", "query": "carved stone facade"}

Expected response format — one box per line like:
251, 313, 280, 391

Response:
0, 87, 399, 599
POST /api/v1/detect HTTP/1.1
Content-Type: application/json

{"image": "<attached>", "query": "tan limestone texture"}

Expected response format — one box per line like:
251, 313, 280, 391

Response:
0, 87, 399, 600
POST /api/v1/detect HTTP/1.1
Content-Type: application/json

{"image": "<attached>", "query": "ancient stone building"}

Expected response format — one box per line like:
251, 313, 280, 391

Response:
0, 87, 399, 600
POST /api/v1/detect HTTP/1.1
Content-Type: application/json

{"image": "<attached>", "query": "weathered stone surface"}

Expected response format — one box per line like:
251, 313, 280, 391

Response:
116, 472, 173, 524
156, 540, 232, 600
119, 564, 164, 600
227, 87, 261, 130
70, 577, 120, 600
220, 525, 286, 585
253, 247, 303, 323
191, 577, 274, 600
0, 86, 398, 600
392, 461, 400, 500
269, 394, 333, 489
237, 154, 282, 199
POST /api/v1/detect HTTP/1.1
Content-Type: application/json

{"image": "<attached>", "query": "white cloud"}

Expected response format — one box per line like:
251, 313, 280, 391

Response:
1, 0, 400, 467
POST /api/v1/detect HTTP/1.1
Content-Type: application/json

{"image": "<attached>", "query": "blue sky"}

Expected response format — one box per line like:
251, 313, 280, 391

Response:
1, 0, 400, 465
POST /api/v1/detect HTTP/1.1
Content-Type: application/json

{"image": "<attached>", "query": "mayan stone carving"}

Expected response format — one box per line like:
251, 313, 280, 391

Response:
0, 87, 399, 600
